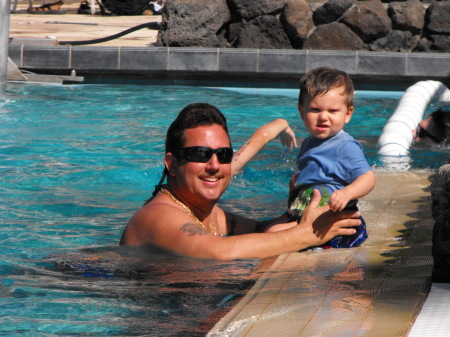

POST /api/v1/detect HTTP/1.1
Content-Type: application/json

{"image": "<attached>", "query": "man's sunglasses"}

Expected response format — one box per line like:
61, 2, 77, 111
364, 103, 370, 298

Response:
178, 146, 233, 164
416, 125, 443, 143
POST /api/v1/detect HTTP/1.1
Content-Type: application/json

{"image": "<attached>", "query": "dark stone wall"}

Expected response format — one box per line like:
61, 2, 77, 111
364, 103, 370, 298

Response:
432, 164, 450, 283
157, 0, 450, 53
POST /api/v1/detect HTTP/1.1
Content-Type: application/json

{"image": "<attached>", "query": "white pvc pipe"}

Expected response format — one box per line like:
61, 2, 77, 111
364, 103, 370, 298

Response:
377, 80, 450, 157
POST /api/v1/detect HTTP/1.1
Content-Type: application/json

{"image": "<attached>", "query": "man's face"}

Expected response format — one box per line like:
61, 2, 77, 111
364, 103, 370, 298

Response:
413, 115, 443, 144
171, 124, 232, 206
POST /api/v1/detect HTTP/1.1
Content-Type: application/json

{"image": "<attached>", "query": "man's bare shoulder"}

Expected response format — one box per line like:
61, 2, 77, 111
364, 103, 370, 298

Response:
120, 196, 211, 246
128, 197, 182, 229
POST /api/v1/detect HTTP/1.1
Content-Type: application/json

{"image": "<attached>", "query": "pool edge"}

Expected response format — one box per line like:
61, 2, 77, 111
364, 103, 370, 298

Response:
7, 46, 450, 90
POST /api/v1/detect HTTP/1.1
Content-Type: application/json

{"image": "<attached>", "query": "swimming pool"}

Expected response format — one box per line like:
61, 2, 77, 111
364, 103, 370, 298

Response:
0, 83, 447, 336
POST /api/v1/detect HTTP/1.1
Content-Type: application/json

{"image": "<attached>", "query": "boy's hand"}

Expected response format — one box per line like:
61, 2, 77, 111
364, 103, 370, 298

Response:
329, 189, 350, 212
279, 126, 297, 151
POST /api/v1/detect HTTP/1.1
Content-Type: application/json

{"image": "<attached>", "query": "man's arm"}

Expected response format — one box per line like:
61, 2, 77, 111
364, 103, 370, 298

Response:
210, 190, 360, 260
121, 190, 360, 260
328, 171, 376, 212
232, 119, 297, 175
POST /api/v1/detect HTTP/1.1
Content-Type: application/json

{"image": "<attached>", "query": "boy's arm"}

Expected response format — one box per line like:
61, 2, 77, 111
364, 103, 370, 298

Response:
329, 171, 375, 212
232, 118, 297, 175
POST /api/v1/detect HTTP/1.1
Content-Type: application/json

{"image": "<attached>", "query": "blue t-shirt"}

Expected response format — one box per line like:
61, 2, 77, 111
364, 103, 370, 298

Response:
289, 130, 371, 213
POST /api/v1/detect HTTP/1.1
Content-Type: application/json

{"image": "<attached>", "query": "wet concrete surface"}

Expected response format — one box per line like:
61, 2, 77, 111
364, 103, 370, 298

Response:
9, 0, 160, 46
209, 171, 435, 337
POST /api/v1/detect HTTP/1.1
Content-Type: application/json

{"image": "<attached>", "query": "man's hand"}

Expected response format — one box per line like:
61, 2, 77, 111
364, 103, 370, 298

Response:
279, 125, 298, 151
301, 189, 359, 243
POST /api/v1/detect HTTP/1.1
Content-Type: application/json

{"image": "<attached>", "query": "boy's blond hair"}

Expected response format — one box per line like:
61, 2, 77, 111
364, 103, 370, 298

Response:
298, 67, 354, 109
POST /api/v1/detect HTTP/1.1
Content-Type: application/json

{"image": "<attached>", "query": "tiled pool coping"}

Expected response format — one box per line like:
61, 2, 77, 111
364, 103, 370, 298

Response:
209, 171, 434, 337
8, 45, 450, 89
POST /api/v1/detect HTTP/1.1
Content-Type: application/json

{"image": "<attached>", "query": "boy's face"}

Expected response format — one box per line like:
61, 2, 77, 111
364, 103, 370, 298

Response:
298, 87, 354, 140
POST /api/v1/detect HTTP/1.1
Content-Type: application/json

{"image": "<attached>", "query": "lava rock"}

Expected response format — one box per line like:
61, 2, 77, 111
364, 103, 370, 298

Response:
429, 34, 450, 53
370, 30, 418, 52
431, 164, 450, 282
303, 21, 366, 50
157, 0, 230, 47
313, 0, 353, 25
341, 0, 392, 43
425, 1, 450, 35
231, 15, 293, 49
388, 0, 425, 35
227, 0, 285, 20
280, 0, 314, 48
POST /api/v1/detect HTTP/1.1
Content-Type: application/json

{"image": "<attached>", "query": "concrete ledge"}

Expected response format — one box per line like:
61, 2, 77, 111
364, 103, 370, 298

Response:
358, 51, 406, 76
120, 47, 168, 71
22, 45, 71, 69
219, 49, 258, 74
72, 46, 120, 70
258, 49, 307, 76
8, 45, 450, 89
170, 48, 218, 72
209, 171, 434, 337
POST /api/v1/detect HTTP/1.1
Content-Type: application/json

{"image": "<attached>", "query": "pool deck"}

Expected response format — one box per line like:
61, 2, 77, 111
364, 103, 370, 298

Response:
7, 0, 450, 89
209, 171, 438, 337
7, 3, 450, 336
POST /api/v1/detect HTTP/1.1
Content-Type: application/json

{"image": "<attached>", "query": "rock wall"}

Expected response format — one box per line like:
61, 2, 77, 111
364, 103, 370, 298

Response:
432, 164, 450, 282
156, 0, 450, 52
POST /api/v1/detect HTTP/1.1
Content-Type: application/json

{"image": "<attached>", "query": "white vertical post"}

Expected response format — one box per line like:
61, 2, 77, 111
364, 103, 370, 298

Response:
90, 0, 96, 14
0, 0, 11, 91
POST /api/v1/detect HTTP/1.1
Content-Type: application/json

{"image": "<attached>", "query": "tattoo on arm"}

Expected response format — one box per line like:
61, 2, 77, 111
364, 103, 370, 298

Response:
180, 222, 209, 236
234, 141, 251, 158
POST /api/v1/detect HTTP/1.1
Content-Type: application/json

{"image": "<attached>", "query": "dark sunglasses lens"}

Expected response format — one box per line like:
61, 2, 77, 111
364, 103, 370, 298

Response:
181, 147, 233, 163
216, 147, 233, 163
417, 126, 426, 138
417, 126, 442, 143
184, 147, 210, 162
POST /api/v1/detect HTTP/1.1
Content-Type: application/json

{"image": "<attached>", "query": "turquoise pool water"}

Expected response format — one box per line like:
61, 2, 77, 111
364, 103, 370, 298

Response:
0, 83, 448, 336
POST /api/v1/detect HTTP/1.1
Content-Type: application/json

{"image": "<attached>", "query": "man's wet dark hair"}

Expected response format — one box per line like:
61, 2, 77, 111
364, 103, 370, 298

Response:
145, 103, 230, 204
165, 103, 229, 155
429, 108, 450, 143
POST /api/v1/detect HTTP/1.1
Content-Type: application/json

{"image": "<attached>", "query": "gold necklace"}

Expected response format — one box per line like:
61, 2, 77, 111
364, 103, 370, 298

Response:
160, 187, 217, 235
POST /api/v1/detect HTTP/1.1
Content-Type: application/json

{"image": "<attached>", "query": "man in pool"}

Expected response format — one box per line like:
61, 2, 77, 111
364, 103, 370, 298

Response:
120, 103, 361, 260
413, 108, 450, 145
